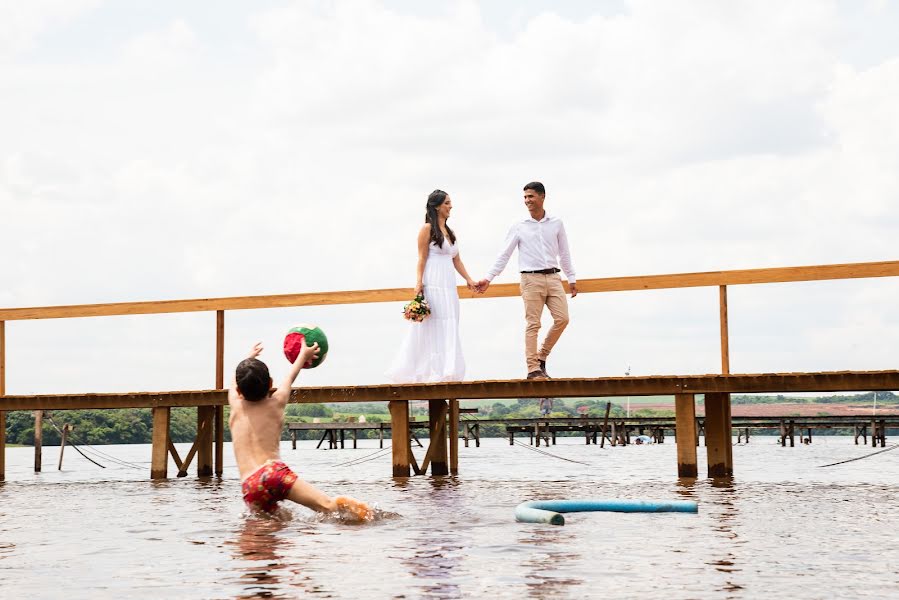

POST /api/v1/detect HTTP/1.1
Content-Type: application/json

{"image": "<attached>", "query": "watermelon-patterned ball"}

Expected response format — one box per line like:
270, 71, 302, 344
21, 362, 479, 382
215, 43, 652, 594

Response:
283, 324, 329, 368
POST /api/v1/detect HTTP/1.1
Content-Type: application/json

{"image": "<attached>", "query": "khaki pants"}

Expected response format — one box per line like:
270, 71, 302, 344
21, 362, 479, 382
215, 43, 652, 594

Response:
521, 274, 570, 373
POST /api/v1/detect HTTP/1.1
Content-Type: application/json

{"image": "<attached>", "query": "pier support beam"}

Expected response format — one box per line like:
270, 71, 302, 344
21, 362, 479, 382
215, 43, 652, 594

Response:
675, 393, 698, 478
389, 401, 411, 477
704, 392, 733, 477
448, 399, 459, 475
33, 410, 43, 472
197, 406, 215, 476
151, 407, 171, 479
426, 400, 449, 475
0, 320, 5, 482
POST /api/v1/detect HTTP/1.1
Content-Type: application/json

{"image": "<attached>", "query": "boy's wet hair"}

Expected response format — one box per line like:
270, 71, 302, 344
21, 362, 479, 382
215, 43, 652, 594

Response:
236, 358, 271, 401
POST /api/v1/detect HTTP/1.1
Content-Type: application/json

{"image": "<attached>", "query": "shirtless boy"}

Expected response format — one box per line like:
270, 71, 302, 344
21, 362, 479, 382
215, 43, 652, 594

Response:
229, 341, 371, 519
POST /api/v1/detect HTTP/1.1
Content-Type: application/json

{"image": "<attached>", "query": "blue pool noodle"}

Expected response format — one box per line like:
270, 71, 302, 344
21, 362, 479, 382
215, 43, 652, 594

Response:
515, 499, 699, 525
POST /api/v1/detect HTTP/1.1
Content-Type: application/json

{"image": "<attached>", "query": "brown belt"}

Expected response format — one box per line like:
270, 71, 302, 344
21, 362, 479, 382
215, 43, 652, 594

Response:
520, 268, 560, 275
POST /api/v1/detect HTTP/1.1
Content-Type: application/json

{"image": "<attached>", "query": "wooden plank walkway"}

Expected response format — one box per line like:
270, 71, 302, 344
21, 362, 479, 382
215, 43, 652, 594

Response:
2, 370, 898, 410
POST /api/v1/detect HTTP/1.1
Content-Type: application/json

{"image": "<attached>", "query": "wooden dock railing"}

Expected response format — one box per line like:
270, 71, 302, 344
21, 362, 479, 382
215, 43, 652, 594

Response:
1, 259, 897, 480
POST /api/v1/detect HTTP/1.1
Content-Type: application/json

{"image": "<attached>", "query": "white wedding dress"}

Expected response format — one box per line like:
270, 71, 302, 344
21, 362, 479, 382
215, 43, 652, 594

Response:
386, 238, 466, 383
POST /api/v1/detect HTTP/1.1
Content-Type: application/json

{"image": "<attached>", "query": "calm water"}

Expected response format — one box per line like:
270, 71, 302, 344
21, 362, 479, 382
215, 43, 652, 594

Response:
1, 436, 897, 599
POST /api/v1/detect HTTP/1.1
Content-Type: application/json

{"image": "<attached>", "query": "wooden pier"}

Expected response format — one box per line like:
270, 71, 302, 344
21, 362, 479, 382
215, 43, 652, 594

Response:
1, 259, 898, 481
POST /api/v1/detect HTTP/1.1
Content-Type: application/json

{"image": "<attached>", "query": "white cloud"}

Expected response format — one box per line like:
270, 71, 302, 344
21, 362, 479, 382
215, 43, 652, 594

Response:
0, 0, 100, 60
1, 0, 897, 394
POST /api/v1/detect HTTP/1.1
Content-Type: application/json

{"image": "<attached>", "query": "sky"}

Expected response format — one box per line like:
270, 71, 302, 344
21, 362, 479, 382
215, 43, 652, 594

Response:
1, 0, 897, 395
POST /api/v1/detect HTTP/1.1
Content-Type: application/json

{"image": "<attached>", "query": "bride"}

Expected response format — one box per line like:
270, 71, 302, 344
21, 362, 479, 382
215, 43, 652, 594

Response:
386, 190, 477, 383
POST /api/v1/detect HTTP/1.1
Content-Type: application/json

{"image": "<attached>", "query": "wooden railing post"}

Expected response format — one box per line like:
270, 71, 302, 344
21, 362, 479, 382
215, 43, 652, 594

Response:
719, 285, 730, 375
213, 310, 225, 477
0, 320, 5, 481
675, 393, 698, 477
389, 401, 410, 477
151, 407, 171, 479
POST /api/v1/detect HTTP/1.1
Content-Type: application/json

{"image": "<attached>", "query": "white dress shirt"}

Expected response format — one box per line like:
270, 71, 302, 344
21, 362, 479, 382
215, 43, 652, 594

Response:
485, 212, 576, 284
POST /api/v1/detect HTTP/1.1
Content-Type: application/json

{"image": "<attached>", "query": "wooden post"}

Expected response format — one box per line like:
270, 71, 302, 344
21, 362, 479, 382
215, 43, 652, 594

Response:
214, 310, 225, 477
611, 421, 617, 447
600, 401, 611, 448
196, 406, 214, 476
58, 424, 71, 470
675, 393, 698, 477
151, 407, 171, 479
780, 420, 786, 446
291, 429, 297, 450
428, 399, 448, 475
724, 393, 733, 467
705, 392, 733, 477
448, 399, 459, 475
352, 428, 357, 449
379, 423, 384, 448
719, 285, 730, 374
389, 401, 410, 477
789, 420, 795, 447
1, 320, 5, 482
34, 410, 43, 472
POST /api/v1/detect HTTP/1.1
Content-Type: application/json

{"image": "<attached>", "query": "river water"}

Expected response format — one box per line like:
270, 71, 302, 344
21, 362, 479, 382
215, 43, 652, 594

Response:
1, 436, 897, 599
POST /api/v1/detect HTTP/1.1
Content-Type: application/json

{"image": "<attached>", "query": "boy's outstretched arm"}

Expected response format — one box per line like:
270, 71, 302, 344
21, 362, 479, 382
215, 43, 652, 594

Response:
273, 342, 320, 403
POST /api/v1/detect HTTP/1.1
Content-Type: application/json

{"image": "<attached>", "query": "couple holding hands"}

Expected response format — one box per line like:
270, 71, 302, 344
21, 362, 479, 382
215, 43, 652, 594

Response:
387, 181, 577, 384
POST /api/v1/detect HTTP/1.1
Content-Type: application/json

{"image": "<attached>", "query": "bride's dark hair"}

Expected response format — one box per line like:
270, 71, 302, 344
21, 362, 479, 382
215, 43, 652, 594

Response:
425, 189, 456, 248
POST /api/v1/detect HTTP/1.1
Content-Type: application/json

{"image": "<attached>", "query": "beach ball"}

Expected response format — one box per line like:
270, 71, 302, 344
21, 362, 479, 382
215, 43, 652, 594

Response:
283, 324, 329, 368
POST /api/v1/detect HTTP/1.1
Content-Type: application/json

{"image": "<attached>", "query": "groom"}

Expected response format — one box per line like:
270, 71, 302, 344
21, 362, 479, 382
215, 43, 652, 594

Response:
477, 182, 577, 379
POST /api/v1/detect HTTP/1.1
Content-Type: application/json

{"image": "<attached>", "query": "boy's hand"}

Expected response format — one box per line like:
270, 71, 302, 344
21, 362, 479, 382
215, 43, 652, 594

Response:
295, 341, 320, 368
248, 342, 263, 359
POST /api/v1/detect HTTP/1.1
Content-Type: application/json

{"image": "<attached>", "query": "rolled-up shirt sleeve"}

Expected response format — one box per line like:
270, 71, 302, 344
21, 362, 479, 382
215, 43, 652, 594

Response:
485, 224, 519, 281
557, 221, 576, 283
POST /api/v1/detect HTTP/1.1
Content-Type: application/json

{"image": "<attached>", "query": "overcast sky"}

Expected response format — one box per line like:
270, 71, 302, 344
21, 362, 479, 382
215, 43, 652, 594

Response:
1, 0, 897, 395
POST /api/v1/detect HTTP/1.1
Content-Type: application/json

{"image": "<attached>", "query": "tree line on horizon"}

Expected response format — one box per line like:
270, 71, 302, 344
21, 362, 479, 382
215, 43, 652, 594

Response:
2, 393, 893, 446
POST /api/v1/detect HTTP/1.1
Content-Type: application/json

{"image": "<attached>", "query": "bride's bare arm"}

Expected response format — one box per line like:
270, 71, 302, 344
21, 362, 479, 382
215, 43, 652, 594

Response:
415, 225, 430, 296
453, 254, 476, 290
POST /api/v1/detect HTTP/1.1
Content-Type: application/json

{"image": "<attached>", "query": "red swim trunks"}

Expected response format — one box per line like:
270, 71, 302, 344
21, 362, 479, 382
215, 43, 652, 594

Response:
241, 460, 298, 513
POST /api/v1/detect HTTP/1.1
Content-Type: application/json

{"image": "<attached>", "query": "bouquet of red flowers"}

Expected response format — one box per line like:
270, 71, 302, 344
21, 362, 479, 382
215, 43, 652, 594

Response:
403, 293, 431, 322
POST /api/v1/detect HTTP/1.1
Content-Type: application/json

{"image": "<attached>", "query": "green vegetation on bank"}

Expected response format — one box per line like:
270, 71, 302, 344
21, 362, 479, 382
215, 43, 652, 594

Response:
2, 392, 893, 445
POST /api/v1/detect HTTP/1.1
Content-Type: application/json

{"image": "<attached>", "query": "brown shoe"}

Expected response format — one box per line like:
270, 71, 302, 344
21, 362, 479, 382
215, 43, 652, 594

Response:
527, 370, 547, 380
539, 359, 548, 377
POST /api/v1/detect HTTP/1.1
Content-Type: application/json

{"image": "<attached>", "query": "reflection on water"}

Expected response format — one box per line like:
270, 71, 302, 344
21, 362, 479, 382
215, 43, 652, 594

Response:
706, 478, 745, 596
519, 526, 584, 599
231, 517, 292, 599
1, 438, 898, 598
402, 477, 465, 599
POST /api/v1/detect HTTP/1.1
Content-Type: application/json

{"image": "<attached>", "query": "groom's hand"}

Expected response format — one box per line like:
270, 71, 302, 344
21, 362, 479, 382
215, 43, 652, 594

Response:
569, 283, 578, 297
477, 279, 490, 294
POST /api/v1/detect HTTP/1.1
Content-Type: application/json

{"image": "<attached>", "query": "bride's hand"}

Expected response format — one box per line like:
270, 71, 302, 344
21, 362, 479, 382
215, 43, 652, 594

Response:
466, 279, 477, 292
414, 283, 423, 297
